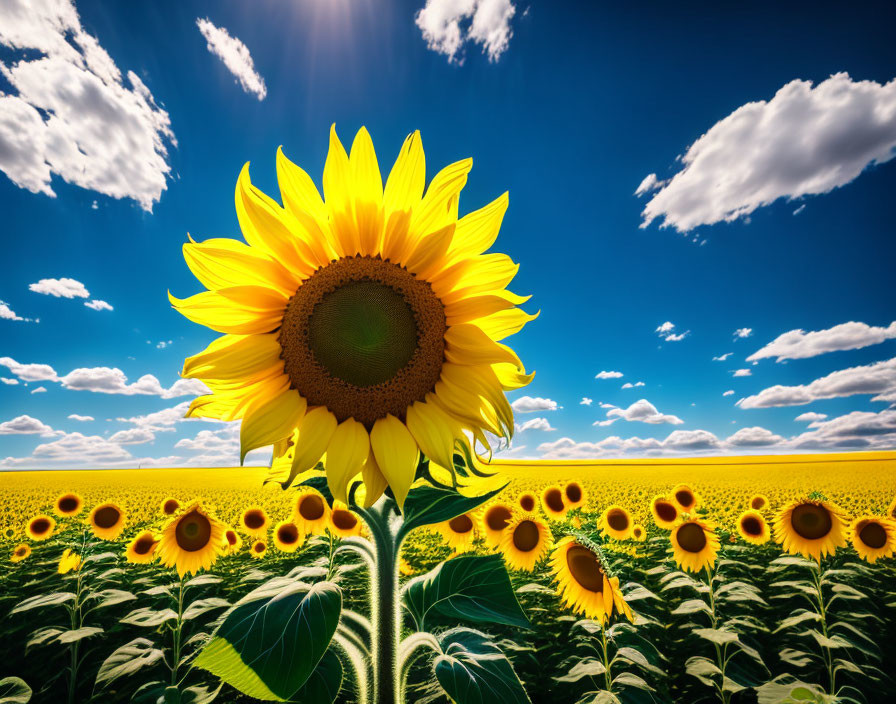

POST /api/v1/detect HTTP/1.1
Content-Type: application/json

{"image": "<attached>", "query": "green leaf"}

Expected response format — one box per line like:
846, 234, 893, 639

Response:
693, 628, 739, 645
555, 657, 606, 683
96, 638, 166, 688
89, 589, 137, 610
0, 677, 32, 704
398, 483, 506, 539
774, 611, 822, 632
433, 627, 531, 704
194, 579, 342, 701
10, 592, 75, 614
184, 574, 223, 590
56, 626, 104, 644
121, 607, 179, 627
685, 656, 721, 687
612, 672, 654, 692
182, 597, 230, 621
671, 599, 712, 616
290, 649, 343, 704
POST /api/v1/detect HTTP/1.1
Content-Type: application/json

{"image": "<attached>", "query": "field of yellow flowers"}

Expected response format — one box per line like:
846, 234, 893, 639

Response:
2, 451, 895, 704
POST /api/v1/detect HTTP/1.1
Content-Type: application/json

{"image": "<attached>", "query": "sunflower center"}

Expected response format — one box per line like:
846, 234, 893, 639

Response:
163, 500, 179, 515
486, 506, 513, 531
741, 516, 762, 536
544, 489, 564, 512
16, 546, 26, 556
226, 530, 238, 545
332, 510, 358, 531
277, 524, 300, 544
566, 545, 604, 592
30, 518, 51, 534
175, 511, 212, 552
565, 484, 582, 504
94, 506, 120, 529
751, 497, 766, 510
512, 520, 540, 551
519, 495, 536, 512
634, 527, 643, 538
299, 495, 325, 521
791, 503, 832, 540
675, 490, 694, 508
244, 510, 265, 529
858, 521, 887, 549
677, 523, 707, 553
607, 509, 629, 531
134, 536, 156, 555
655, 501, 677, 522
58, 496, 79, 512
279, 256, 447, 428
449, 515, 474, 534
254, 542, 265, 552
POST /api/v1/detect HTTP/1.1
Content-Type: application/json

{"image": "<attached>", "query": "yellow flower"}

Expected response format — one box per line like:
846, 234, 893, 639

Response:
58, 548, 82, 574
849, 515, 896, 564
11, 543, 31, 563
293, 490, 330, 536
887, 497, 896, 521
599, 505, 633, 541
437, 512, 477, 553
541, 485, 567, 520
171, 127, 534, 509
480, 502, 515, 549
773, 497, 847, 562
26, 514, 55, 541
631, 524, 646, 542
273, 520, 304, 552
239, 506, 270, 539
736, 510, 770, 545
515, 490, 537, 513
748, 494, 769, 512
670, 484, 700, 513
563, 481, 586, 510
157, 502, 225, 577
670, 517, 720, 573
650, 495, 678, 530
125, 530, 159, 564
88, 503, 126, 541
222, 527, 243, 554
399, 556, 416, 576
499, 514, 552, 571
54, 493, 83, 517
550, 536, 633, 624
160, 497, 181, 516
328, 501, 363, 538
249, 540, 267, 559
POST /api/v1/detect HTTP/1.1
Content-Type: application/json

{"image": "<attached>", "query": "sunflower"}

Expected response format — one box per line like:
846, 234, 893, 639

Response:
631, 524, 646, 542
328, 501, 363, 538
736, 510, 770, 545
437, 512, 478, 553
399, 556, 416, 576
26, 514, 55, 541
516, 491, 537, 513
773, 497, 848, 562
293, 490, 330, 536
550, 536, 633, 624
749, 494, 769, 512
670, 484, 700, 513
125, 530, 159, 564
849, 515, 896, 564
273, 520, 305, 552
160, 497, 181, 516
239, 506, 270, 539
499, 514, 552, 571
58, 548, 82, 575
541, 485, 567, 520
88, 503, 126, 541
157, 502, 226, 577
54, 492, 83, 517
222, 527, 243, 554
250, 540, 267, 559
670, 517, 720, 573
887, 497, 896, 521
481, 501, 515, 548
563, 481, 586, 510
11, 544, 31, 563
599, 505, 633, 541
650, 495, 678, 530
171, 127, 535, 508
3, 527, 15, 539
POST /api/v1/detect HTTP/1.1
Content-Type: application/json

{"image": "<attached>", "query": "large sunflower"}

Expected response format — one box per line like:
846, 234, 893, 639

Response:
499, 514, 552, 571
125, 530, 159, 564
328, 501, 363, 538
670, 517, 720, 573
171, 127, 535, 508
650, 495, 679, 530
88, 503, 126, 541
849, 515, 896, 564
773, 497, 847, 562
481, 501, 515, 548
273, 520, 304, 552
550, 536, 633, 624
293, 490, 331, 536
736, 510, 770, 545
157, 502, 226, 577
54, 492, 83, 517
26, 514, 55, 541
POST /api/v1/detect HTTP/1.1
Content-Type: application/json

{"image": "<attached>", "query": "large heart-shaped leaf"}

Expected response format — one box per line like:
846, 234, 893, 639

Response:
403, 554, 528, 631
194, 578, 341, 702
398, 483, 505, 539
434, 628, 530, 704
290, 649, 343, 703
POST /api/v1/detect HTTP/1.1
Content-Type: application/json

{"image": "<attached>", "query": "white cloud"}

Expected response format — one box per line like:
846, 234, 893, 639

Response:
0, 301, 27, 321
67, 414, 93, 422
792, 409, 896, 451
793, 204, 806, 216
29, 277, 88, 298
511, 396, 560, 413
0, 357, 59, 382
156, 340, 172, 349
538, 428, 721, 459
726, 426, 785, 447
639, 73, 896, 233
108, 427, 155, 445
30, 431, 133, 464
118, 401, 195, 431
634, 173, 662, 196
795, 412, 827, 423
60, 367, 209, 398
600, 398, 684, 426
734, 328, 753, 339
0, 0, 175, 210
656, 321, 675, 334
1, 377, 19, 385
713, 352, 733, 361
0, 415, 55, 436
723, 390, 734, 396
655, 321, 688, 342
196, 18, 267, 100
733, 369, 752, 377
515, 417, 556, 433
30, 386, 47, 394
621, 381, 645, 389
415, 0, 516, 64
738, 357, 896, 408
747, 321, 896, 363
580, 397, 593, 406
595, 370, 623, 379
85, 299, 113, 311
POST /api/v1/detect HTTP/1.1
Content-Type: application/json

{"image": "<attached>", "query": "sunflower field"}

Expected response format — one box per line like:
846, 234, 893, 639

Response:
2, 452, 895, 704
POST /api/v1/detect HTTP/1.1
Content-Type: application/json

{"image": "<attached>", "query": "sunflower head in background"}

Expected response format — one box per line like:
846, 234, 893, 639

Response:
157, 502, 225, 577
54, 492, 83, 517
541, 485, 567, 520
161, 497, 181, 516
599, 505, 633, 541
670, 517, 720, 573
222, 527, 243, 554
516, 491, 537, 514
437, 512, 478, 553
670, 484, 700, 513
650, 495, 679, 530
125, 530, 159, 564
170, 127, 535, 509
250, 540, 267, 559
58, 548, 82, 575
563, 481, 586, 510
273, 520, 304, 553
293, 489, 330, 536
11, 544, 31, 563
749, 494, 769, 512
328, 501, 363, 539
239, 506, 270, 539
849, 515, 896, 564
500, 514, 552, 571
773, 494, 847, 562
550, 536, 633, 624
26, 514, 55, 541
481, 501, 515, 548
88, 502, 126, 541
631, 524, 646, 542
887, 497, 896, 521
736, 510, 770, 545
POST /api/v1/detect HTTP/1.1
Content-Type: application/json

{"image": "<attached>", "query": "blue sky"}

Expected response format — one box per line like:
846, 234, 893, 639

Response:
1, 0, 895, 468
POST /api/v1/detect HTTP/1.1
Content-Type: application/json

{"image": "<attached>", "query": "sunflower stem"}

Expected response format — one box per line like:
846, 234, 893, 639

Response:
171, 575, 185, 686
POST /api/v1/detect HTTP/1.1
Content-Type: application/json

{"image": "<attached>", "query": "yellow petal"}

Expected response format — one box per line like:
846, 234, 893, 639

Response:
370, 414, 419, 510
361, 446, 389, 508
444, 324, 524, 369
410, 158, 471, 240
182, 333, 283, 382
446, 191, 509, 262
405, 396, 461, 472
431, 381, 500, 437
470, 308, 539, 341
288, 406, 338, 481
240, 388, 306, 463
492, 362, 536, 391
380, 210, 414, 265
183, 236, 300, 298
443, 291, 530, 326
383, 130, 425, 216
193, 374, 290, 422
169, 286, 286, 335
325, 418, 370, 504
438, 253, 520, 304
349, 126, 384, 256
322, 125, 360, 255
402, 223, 455, 280
277, 147, 341, 262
